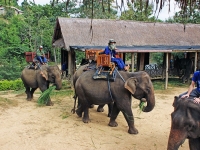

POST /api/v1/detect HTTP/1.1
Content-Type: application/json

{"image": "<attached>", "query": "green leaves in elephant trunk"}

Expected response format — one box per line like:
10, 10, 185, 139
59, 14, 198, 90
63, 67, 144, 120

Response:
37, 86, 56, 106
138, 101, 146, 113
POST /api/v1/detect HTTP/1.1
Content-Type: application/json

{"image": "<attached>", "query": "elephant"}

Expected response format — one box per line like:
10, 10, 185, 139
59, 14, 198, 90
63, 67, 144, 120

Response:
72, 62, 113, 117
174, 57, 193, 83
21, 65, 62, 105
167, 96, 200, 150
75, 69, 155, 134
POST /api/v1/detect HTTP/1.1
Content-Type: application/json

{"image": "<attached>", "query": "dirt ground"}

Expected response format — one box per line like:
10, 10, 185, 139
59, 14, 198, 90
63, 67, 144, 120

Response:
0, 86, 190, 150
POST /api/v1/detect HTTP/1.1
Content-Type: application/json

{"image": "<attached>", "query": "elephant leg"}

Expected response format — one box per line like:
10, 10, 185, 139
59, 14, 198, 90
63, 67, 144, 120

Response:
189, 138, 200, 150
97, 103, 113, 117
121, 107, 138, 134
46, 97, 54, 106
82, 105, 90, 123
108, 102, 120, 127
107, 102, 113, 117
76, 103, 83, 117
25, 87, 32, 101
97, 104, 105, 112
30, 88, 37, 99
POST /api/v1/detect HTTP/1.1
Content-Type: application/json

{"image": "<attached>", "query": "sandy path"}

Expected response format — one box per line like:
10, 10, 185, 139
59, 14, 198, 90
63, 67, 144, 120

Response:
0, 87, 190, 150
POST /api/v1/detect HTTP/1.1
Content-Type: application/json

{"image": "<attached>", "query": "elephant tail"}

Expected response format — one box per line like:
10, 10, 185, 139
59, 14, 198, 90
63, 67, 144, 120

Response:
71, 94, 77, 114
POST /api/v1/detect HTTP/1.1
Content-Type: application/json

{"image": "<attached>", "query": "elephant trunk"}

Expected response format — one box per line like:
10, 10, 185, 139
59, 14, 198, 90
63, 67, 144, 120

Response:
167, 127, 187, 150
143, 90, 155, 112
54, 78, 62, 90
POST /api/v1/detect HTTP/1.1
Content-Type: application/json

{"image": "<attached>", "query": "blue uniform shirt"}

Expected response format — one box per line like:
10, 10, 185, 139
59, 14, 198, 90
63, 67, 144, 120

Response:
192, 71, 200, 92
103, 46, 116, 58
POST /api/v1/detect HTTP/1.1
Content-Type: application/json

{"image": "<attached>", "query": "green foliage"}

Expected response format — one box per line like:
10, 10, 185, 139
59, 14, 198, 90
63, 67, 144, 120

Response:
75, 0, 118, 19
138, 101, 146, 114
120, 1, 158, 22
75, 51, 86, 65
166, 5, 200, 24
0, 0, 18, 6
37, 86, 56, 106
150, 53, 163, 66
3, 7, 15, 19
0, 79, 24, 91
0, 58, 26, 80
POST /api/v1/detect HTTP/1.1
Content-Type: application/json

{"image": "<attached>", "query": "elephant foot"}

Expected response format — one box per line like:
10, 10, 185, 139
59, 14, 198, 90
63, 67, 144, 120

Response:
26, 98, 32, 101
97, 106, 104, 112
46, 101, 54, 106
108, 120, 118, 127
82, 117, 89, 123
76, 109, 82, 117
89, 104, 94, 108
128, 127, 139, 134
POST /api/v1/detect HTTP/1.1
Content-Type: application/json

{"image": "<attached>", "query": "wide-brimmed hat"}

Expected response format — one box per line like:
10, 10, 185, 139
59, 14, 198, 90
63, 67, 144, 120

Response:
108, 39, 116, 44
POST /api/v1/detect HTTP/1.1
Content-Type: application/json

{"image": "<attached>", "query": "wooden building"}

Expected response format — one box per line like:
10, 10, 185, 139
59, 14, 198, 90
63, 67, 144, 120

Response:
52, 17, 200, 89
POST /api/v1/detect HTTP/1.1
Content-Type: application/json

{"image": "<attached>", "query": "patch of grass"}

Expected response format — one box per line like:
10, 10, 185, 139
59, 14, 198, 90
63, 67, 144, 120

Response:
0, 96, 18, 108
51, 90, 74, 98
59, 111, 71, 119
152, 78, 189, 90
11, 89, 25, 95
61, 80, 72, 90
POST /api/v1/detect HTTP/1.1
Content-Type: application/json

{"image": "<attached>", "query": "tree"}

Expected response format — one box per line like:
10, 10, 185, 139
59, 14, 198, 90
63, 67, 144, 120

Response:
120, 1, 160, 22
167, 4, 200, 24
0, 0, 18, 6
63, 0, 199, 23
69, 0, 117, 19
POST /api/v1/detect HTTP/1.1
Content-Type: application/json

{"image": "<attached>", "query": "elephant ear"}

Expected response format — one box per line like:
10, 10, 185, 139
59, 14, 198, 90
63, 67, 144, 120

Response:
40, 70, 48, 81
124, 77, 137, 95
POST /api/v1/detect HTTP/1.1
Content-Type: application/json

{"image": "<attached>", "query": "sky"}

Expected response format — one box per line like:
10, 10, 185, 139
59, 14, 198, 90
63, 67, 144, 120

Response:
18, 0, 181, 21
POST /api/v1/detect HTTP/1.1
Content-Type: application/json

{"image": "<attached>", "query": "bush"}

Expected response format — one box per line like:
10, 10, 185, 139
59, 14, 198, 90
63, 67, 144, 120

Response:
0, 58, 26, 80
0, 79, 24, 91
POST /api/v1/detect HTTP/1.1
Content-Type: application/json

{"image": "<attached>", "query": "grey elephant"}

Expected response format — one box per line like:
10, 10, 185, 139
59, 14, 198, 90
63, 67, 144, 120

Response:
21, 65, 62, 105
167, 96, 200, 150
75, 69, 155, 134
72, 63, 113, 116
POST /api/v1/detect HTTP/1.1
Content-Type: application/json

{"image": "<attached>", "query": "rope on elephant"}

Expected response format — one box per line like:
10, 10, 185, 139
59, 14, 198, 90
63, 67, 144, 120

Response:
114, 68, 125, 82
37, 86, 56, 105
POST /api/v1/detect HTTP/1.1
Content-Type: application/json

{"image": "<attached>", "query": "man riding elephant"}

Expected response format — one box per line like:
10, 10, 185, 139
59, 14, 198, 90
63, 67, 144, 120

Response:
36, 45, 47, 65
102, 39, 129, 71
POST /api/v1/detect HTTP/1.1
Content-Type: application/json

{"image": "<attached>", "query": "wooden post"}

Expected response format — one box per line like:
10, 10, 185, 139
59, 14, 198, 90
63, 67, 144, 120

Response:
165, 53, 169, 90
139, 53, 145, 70
194, 51, 197, 72
131, 53, 135, 72
68, 50, 72, 76
53, 48, 57, 64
